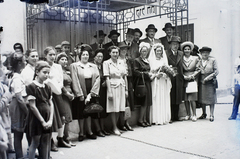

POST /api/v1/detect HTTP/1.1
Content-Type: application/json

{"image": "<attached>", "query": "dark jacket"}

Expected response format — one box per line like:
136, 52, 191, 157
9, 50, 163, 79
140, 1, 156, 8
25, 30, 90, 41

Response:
159, 36, 171, 50
165, 49, 184, 105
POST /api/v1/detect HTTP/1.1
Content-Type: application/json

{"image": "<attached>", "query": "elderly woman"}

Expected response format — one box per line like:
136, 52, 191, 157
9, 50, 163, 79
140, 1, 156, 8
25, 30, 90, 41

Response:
118, 43, 134, 131
148, 43, 172, 125
197, 47, 219, 122
44, 46, 71, 150
103, 46, 128, 136
134, 42, 152, 127
92, 49, 110, 136
70, 44, 100, 141
56, 53, 75, 146
181, 42, 200, 122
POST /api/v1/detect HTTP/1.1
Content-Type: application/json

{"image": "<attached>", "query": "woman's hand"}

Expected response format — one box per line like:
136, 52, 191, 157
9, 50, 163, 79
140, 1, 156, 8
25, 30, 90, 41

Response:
41, 120, 48, 129
66, 92, 74, 101
125, 90, 128, 98
108, 92, 113, 101
102, 81, 107, 87
85, 94, 91, 105
79, 96, 84, 101
45, 120, 53, 129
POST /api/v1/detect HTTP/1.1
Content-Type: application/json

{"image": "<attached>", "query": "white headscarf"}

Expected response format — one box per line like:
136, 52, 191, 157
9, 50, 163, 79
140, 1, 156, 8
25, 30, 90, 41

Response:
148, 43, 168, 71
139, 42, 151, 53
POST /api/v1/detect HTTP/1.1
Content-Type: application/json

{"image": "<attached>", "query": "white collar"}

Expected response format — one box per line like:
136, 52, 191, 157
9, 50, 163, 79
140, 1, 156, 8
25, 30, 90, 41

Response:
33, 80, 45, 88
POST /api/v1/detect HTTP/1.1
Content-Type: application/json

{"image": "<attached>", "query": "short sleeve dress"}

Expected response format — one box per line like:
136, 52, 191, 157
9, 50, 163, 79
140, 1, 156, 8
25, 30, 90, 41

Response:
26, 81, 52, 136
103, 58, 127, 113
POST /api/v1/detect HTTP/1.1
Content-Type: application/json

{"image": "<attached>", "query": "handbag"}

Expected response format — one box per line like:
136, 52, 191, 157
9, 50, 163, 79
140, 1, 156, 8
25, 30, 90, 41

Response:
134, 73, 147, 98
83, 96, 103, 114
186, 81, 198, 93
124, 107, 131, 120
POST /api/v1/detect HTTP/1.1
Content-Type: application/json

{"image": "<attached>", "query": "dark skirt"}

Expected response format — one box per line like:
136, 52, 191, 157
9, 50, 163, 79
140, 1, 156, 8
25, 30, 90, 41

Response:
198, 82, 216, 105
72, 78, 98, 119
62, 95, 73, 124
52, 93, 64, 132
134, 80, 152, 107
127, 76, 135, 111
28, 103, 51, 136
99, 83, 108, 118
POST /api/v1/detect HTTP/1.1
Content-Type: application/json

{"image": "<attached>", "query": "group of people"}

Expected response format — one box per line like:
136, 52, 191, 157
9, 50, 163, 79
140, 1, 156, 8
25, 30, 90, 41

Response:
0, 22, 219, 159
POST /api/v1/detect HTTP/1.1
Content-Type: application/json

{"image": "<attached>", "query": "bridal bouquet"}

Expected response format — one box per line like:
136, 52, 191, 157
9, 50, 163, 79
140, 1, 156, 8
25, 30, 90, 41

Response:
158, 65, 177, 77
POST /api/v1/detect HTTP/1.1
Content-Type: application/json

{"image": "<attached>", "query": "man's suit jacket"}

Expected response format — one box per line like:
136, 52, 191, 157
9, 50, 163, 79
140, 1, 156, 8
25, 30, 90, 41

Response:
90, 43, 104, 52
159, 36, 171, 50
140, 38, 161, 46
118, 41, 139, 59
165, 49, 184, 105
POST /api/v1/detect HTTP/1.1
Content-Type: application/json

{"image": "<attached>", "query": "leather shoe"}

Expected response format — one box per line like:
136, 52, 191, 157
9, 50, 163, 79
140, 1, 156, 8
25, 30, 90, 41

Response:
51, 139, 58, 152
119, 126, 128, 131
78, 135, 84, 142
228, 116, 236, 120
144, 122, 151, 127
210, 116, 214, 122
198, 114, 207, 119
86, 133, 97, 139
102, 130, 110, 136
57, 137, 71, 148
137, 122, 147, 127
125, 124, 133, 131
96, 131, 105, 137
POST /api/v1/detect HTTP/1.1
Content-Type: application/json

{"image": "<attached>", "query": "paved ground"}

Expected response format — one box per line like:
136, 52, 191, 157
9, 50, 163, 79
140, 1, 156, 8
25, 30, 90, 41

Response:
15, 96, 240, 159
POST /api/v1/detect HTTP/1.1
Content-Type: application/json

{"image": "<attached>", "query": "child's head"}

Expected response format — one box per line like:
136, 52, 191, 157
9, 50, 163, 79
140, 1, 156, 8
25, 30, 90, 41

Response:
3, 52, 25, 73
34, 61, 50, 82
61, 41, 70, 54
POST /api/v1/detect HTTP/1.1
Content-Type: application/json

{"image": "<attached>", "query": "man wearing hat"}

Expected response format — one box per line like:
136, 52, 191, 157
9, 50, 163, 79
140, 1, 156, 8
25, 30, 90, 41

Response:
61, 41, 77, 65
103, 30, 120, 61
159, 23, 175, 50
140, 24, 161, 47
55, 44, 62, 54
90, 30, 107, 52
133, 28, 142, 45
165, 36, 184, 122
118, 28, 139, 60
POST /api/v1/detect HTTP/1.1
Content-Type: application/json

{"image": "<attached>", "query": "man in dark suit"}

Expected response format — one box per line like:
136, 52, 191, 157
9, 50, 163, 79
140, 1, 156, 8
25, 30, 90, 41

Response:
119, 28, 139, 59
140, 24, 161, 47
90, 30, 106, 52
159, 23, 175, 51
103, 30, 120, 61
165, 36, 184, 122
133, 28, 143, 45
90, 30, 106, 62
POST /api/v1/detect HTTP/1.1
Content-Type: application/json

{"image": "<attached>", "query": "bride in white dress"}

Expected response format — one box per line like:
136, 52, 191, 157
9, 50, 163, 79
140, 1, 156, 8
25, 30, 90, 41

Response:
148, 43, 172, 125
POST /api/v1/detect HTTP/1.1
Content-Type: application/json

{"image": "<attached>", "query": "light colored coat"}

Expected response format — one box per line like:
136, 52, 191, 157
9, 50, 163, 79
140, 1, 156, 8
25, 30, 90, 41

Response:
70, 62, 100, 97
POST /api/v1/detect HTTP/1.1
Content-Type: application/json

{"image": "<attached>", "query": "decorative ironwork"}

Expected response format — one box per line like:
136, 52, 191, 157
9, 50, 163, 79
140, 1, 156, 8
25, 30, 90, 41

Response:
26, 0, 189, 48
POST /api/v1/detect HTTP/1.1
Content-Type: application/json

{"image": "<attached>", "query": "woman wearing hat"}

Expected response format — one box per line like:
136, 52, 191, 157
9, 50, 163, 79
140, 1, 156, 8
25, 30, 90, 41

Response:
181, 41, 200, 122
118, 43, 134, 131
197, 47, 219, 122
133, 42, 152, 127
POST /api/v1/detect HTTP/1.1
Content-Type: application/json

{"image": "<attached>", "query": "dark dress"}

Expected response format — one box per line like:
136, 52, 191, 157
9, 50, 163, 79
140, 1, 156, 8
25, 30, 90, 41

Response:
62, 71, 73, 123
26, 82, 52, 136
97, 64, 108, 118
133, 57, 152, 107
